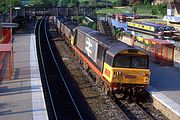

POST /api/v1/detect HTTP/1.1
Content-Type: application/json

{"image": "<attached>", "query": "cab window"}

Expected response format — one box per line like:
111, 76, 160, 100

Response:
113, 54, 148, 69
132, 57, 147, 68
113, 56, 130, 68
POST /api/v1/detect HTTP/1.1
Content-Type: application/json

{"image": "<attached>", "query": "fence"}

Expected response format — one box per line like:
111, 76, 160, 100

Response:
0, 29, 11, 43
0, 44, 13, 80
137, 38, 174, 65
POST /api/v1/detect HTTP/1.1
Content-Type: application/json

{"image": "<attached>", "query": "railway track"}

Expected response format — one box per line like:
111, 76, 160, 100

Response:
40, 16, 168, 120
47, 16, 129, 120
36, 16, 83, 120
115, 95, 168, 120
116, 100, 155, 120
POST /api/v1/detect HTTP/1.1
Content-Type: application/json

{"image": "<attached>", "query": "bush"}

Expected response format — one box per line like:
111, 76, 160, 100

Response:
134, 3, 167, 17
152, 6, 158, 15
88, 22, 96, 30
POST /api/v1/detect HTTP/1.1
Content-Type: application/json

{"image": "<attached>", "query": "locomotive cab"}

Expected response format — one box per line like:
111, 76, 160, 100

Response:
102, 45, 150, 92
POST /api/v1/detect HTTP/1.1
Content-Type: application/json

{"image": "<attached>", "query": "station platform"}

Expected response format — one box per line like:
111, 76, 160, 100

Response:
0, 20, 48, 120
112, 17, 180, 119
147, 62, 180, 120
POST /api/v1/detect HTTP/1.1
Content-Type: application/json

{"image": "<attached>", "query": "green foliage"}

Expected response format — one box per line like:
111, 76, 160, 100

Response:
0, 0, 21, 13
132, 6, 137, 13
30, 0, 43, 6
151, 6, 158, 15
30, 0, 58, 7
71, 16, 96, 30
96, 8, 126, 14
82, 1, 89, 6
135, 5, 152, 15
111, 0, 120, 7
134, 3, 167, 17
143, 0, 150, 5
68, 0, 79, 7
156, 3, 167, 16
88, 22, 96, 30
129, 0, 141, 6
120, 0, 127, 6
61, 0, 70, 6
90, 0, 97, 6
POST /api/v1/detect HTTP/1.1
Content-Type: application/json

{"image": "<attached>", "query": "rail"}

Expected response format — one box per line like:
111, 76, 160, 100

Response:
38, 16, 58, 119
44, 17, 83, 120
37, 16, 83, 120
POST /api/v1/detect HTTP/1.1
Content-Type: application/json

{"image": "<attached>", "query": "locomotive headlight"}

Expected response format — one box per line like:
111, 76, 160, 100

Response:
144, 74, 149, 83
113, 72, 117, 77
113, 71, 122, 77
117, 71, 122, 76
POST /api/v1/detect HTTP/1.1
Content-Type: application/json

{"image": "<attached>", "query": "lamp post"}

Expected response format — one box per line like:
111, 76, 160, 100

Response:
14, 7, 21, 17
24, 5, 28, 17
10, 0, 12, 43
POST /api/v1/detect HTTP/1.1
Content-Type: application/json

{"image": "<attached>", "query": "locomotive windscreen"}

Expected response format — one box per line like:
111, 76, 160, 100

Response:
113, 54, 148, 69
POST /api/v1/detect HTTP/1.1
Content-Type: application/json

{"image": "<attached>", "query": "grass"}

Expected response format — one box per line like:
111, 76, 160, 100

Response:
136, 9, 152, 15
96, 6, 163, 18
79, 0, 118, 2
96, 8, 130, 14
96, 7, 153, 16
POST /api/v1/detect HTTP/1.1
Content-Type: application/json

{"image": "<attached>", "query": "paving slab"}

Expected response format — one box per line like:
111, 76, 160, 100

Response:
147, 62, 180, 119
0, 20, 48, 120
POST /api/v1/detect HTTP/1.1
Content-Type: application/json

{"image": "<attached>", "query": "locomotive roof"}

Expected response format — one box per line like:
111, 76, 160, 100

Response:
78, 26, 119, 47
107, 44, 138, 57
77, 26, 138, 55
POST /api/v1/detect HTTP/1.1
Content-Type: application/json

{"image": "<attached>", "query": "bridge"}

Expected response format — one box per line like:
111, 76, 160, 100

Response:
12, 7, 101, 17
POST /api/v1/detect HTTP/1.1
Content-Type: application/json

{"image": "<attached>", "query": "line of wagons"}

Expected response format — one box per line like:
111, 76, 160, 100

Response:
52, 16, 151, 98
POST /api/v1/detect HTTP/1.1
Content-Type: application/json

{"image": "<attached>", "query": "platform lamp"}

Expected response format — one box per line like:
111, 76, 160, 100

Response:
24, 5, 28, 17
14, 7, 21, 17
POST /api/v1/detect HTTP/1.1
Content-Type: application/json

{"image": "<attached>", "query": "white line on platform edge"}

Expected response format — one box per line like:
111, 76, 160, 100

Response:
147, 85, 180, 117
30, 34, 48, 120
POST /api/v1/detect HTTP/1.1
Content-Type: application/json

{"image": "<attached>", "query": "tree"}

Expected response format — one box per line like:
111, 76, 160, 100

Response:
157, 3, 167, 16
89, 0, 97, 7
30, 0, 59, 7
120, 0, 127, 6
30, 0, 43, 6
81, 1, 89, 7
61, 0, 70, 6
0, 0, 21, 13
68, 0, 79, 7
143, 0, 150, 5
129, 0, 142, 6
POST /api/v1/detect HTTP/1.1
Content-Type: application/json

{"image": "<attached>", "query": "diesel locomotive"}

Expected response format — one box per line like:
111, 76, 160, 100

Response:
54, 16, 151, 97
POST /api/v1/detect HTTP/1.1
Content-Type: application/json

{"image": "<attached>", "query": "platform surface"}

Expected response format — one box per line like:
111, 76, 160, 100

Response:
0, 20, 48, 120
148, 62, 180, 117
